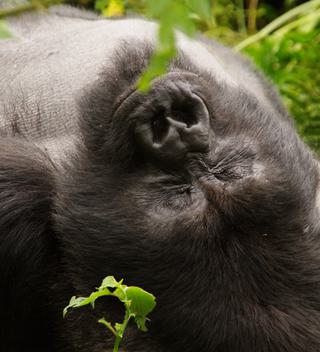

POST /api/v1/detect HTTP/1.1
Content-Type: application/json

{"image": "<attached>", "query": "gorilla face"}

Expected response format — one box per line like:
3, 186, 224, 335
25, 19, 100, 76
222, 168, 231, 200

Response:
1, 10, 320, 352
54, 44, 320, 351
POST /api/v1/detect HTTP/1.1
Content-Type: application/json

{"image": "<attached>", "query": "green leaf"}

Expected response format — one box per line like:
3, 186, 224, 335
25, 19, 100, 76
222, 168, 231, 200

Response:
103, 0, 125, 17
138, 46, 177, 91
63, 288, 112, 317
94, 0, 109, 12
185, 0, 211, 21
112, 286, 127, 302
99, 275, 121, 290
125, 286, 156, 331
137, 0, 201, 91
134, 316, 149, 332
0, 20, 11, 39
125, 287, 156, 317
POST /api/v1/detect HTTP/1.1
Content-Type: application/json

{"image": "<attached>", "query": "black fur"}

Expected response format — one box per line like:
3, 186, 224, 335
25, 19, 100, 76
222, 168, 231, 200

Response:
1, 7, 320, 352
0, 140, 63, 351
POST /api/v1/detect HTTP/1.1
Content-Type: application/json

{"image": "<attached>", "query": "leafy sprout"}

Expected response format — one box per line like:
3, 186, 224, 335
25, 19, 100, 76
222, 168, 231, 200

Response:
64, 276, 156, 352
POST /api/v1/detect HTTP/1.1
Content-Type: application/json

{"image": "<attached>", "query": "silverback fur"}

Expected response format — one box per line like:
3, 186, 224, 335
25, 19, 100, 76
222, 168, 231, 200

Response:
1, 5, 320, 352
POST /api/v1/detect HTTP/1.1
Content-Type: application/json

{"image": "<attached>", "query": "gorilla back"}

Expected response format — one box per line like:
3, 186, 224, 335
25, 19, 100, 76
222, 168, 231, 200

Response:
1, 6, 320, 352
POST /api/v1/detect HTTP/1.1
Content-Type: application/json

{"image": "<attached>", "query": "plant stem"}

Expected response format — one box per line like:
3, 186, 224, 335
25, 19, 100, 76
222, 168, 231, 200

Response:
210, 0, 217, 26
113, 311, 132, 352
247, 0, 259, 34
273, 9, 320, 39
113, 335, 122, 352
235, 0, 320, 50
237, 0, 247, 34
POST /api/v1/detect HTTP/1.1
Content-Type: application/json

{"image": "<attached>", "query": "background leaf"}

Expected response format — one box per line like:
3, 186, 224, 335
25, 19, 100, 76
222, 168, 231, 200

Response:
0, 20, 11, 39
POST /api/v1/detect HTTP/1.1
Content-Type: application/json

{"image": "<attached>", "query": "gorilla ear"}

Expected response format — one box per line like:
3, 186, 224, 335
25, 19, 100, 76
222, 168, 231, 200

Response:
133, 74, 210, 164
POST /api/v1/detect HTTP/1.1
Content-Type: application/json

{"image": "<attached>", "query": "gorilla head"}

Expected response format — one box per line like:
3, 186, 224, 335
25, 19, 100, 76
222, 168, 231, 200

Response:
1, 6, 320, 352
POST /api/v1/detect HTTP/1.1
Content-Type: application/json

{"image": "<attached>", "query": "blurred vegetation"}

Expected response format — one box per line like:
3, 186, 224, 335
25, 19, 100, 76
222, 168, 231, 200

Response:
0, 0, 319, 152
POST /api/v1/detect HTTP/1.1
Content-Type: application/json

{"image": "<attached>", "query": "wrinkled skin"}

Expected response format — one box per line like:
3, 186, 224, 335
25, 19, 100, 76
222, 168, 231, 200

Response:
1, 6, 320, 352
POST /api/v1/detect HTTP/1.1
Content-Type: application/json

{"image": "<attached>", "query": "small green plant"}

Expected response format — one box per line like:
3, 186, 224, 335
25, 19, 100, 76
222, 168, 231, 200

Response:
63, 276, 156, 352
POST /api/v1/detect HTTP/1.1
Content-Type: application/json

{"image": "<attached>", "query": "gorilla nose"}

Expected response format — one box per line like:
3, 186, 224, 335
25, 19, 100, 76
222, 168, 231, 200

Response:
132, 72, 211, 164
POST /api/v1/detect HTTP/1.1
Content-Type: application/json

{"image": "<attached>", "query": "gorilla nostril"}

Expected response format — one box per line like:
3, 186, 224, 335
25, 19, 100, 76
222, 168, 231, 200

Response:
152, 111, 169, 144
152, 107, 197, 144
170, 108, 198, 127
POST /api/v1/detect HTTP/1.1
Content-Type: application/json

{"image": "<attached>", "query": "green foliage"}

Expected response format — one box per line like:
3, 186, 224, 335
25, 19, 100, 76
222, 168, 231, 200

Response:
137, 0, 210, 91
240, 0, 320, 152
64, 276, 156, 352
246, 31, 320, 151
0, 20, 11, 38
95, 0, 124, 16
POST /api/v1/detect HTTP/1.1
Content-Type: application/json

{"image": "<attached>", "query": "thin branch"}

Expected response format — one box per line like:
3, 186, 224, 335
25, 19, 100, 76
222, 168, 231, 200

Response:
273, 9, 320, 39
237, 0, 247, 34
235, 0, 320, 51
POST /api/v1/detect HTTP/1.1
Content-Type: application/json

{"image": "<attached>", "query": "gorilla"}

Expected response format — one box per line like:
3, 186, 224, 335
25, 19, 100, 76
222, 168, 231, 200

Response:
1, 5, 320, 352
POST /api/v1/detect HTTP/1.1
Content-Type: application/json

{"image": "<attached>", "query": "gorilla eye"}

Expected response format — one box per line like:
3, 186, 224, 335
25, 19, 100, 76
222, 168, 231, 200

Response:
157, 182, 194, 211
